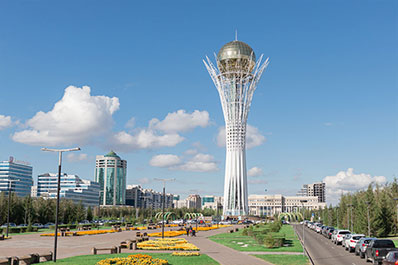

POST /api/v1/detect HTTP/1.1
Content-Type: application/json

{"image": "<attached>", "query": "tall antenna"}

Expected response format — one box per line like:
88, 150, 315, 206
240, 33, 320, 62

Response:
235, 30, 238, 41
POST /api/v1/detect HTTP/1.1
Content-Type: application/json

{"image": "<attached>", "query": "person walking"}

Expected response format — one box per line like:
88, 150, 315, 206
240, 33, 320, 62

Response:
185, 227, 190, 236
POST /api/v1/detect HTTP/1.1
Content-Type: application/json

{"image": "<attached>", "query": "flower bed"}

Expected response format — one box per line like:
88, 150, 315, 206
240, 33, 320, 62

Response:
96, 254, 168, 265
137, 238, 199, 251
172, 252, 200, 256
148, 231, 185, 237
40, 229, 117, 237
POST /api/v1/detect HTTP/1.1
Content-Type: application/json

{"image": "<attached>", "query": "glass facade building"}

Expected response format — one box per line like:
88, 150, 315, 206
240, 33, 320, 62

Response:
37, 173, 100, 207
0, 159, 33, 197
95, 151, 127, 205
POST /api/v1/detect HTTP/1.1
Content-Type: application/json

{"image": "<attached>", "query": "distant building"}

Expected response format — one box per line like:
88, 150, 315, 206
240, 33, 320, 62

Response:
125, 185, 173, 209
297, 182, 325, 203
37, 173, 100, 207
187, 194, 201, 210
0, 158, 33, 197
202, 195, 223, 211
248, 194, 326, 217
95, 151, 127, 206
31, 185, 37, 197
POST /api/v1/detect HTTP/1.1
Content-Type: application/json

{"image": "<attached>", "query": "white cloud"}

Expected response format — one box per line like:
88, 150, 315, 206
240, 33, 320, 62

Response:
176, 160, 218, 172
12, 86, 119, 146
323, 168, 387, 204
66, 153, 89, 162
184, 149, 198, 155
138, 177, 151, 184
150, 154, 181, 167
149, 152, 218, 172
324, 122, 333, 126
248, 179, 268, 185
149, 110, 209, 133
125, 117, 136, 128
217, 124, 266, 149
248, 167, 263, 177
0, 115, 12, 130
111, 130, 184, 151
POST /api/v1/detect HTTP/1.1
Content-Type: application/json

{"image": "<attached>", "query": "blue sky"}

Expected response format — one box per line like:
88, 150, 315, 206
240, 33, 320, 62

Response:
0, 0, 396, 204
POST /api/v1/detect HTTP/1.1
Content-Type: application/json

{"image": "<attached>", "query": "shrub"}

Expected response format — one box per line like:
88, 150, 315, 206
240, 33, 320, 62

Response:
264, 234, 276, 248
242, 228, 248, 236
269, 221, 282, 232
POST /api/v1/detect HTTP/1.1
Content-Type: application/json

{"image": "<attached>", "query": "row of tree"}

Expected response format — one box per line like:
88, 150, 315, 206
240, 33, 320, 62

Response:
311, 179, 398, 237
0, 192, 216, 226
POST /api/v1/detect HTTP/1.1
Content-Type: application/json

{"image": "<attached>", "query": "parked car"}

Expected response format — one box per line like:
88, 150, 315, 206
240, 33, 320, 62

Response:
1, 223, 16, 228
366, 239, 398, 265
342, 233, 353, 248
327, 227, 335, 239
382, 250, 398, 265
43, 222, 55, 229
345, 234, 365, 252
32, 223, 44, 229
315, 224, 323, 233
332, 230, 351, 245
219, 221, 231, 225
356, 237, 377, 259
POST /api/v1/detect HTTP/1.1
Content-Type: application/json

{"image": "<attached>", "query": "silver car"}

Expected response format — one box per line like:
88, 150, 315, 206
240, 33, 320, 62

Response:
355, 237, 377, 259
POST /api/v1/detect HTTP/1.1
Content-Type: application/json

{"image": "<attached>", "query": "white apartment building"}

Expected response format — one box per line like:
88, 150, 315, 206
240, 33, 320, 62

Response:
249, 194, 326, 217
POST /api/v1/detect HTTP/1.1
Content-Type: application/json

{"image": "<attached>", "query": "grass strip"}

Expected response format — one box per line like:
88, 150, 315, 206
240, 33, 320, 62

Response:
254, 254, 310, 265
40, 252, 219, 265
209, 225, 303, 252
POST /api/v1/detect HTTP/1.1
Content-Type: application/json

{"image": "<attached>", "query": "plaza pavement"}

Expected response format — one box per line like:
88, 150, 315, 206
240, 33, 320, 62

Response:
0, 225, 272, 265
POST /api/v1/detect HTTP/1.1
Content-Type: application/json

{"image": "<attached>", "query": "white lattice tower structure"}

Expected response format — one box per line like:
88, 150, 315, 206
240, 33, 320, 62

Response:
204, 40, 269, 216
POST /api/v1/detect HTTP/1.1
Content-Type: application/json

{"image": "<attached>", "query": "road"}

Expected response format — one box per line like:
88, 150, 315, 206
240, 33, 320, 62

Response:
293, 224, 368, 265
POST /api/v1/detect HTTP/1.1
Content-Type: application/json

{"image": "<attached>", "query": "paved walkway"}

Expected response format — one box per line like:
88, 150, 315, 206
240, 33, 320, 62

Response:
0, 225, 272, 265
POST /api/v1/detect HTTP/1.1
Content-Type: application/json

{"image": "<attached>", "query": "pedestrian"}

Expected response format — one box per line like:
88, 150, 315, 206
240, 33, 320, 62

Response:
185, 227, 190, 236
192, 229, 196, 237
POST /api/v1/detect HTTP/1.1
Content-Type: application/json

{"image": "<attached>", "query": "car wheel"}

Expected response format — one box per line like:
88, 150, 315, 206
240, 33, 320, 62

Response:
355, 250, 359, 256
360, 252, 364, 259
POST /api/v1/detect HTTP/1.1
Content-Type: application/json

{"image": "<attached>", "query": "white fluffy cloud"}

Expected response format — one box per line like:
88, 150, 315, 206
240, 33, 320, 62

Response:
217, 124, 266, 149
0, 115, 12, 130
323, 168, 387, 204
248, 179, 268, 185
112, 130, 184, 150
149, 154, 181, 167
66, 153, 89, 162
248, 167, 264, 177
12, 86, 119, 146
149, 110, 209, 133
149, 152, 218, 172
112, 110, 209, 151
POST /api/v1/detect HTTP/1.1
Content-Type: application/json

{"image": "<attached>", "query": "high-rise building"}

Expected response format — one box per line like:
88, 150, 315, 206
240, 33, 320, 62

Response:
95, 151, 127, 206
125, 185, 173, 209
187, 194, 201, 210
297, 182, 325, 203
37, 173, 100, 207
0, 157, 33, 197
204, 40, 269, 216
202, 195, 223, 211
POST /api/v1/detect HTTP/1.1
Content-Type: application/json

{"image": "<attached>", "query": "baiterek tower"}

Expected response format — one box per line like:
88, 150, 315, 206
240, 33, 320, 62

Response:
204, 40, 269, 217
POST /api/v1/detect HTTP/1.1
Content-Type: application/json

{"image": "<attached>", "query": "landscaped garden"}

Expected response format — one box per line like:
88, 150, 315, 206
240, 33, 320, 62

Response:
209, 222, 303, 252
40, 253, 219, 265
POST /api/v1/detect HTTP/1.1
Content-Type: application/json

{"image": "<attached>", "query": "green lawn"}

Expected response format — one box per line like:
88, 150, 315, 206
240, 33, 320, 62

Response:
254, 254, 310, 265
209, 225, 303, 252
41, 253, 219, 265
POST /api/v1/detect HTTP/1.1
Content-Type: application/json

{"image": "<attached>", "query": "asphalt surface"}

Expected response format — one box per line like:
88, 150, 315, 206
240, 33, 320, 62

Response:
293, 224, 369, 265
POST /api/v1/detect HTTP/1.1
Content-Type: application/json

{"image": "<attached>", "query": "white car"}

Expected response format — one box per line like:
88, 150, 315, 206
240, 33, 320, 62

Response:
171, 219, 183, 225
342, 234, 352, 248
345, 234, 365, 252
334, 230, 351, 245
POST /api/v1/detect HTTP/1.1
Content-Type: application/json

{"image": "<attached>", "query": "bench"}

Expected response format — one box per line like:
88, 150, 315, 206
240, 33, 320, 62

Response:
136, 232, 141, 237
0, 257, 11, 265
142, 236, 149, 241
118, 240, 134, 252
92, 246, 117, 255
13, 255, 34, 265
38, 252, 52, 262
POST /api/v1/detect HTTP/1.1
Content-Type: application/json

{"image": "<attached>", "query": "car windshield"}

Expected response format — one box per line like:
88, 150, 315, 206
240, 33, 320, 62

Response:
339, 231, 350, 234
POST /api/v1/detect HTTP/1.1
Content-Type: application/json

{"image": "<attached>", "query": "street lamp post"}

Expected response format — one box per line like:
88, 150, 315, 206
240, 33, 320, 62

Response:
41, 147, 80, 262
6, 179, 19, 238
300, 200, 308, 256
365, 201, 371, 236
394, 198, 398, 235
154, 178, 175, 239
347, 204, 353, 232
